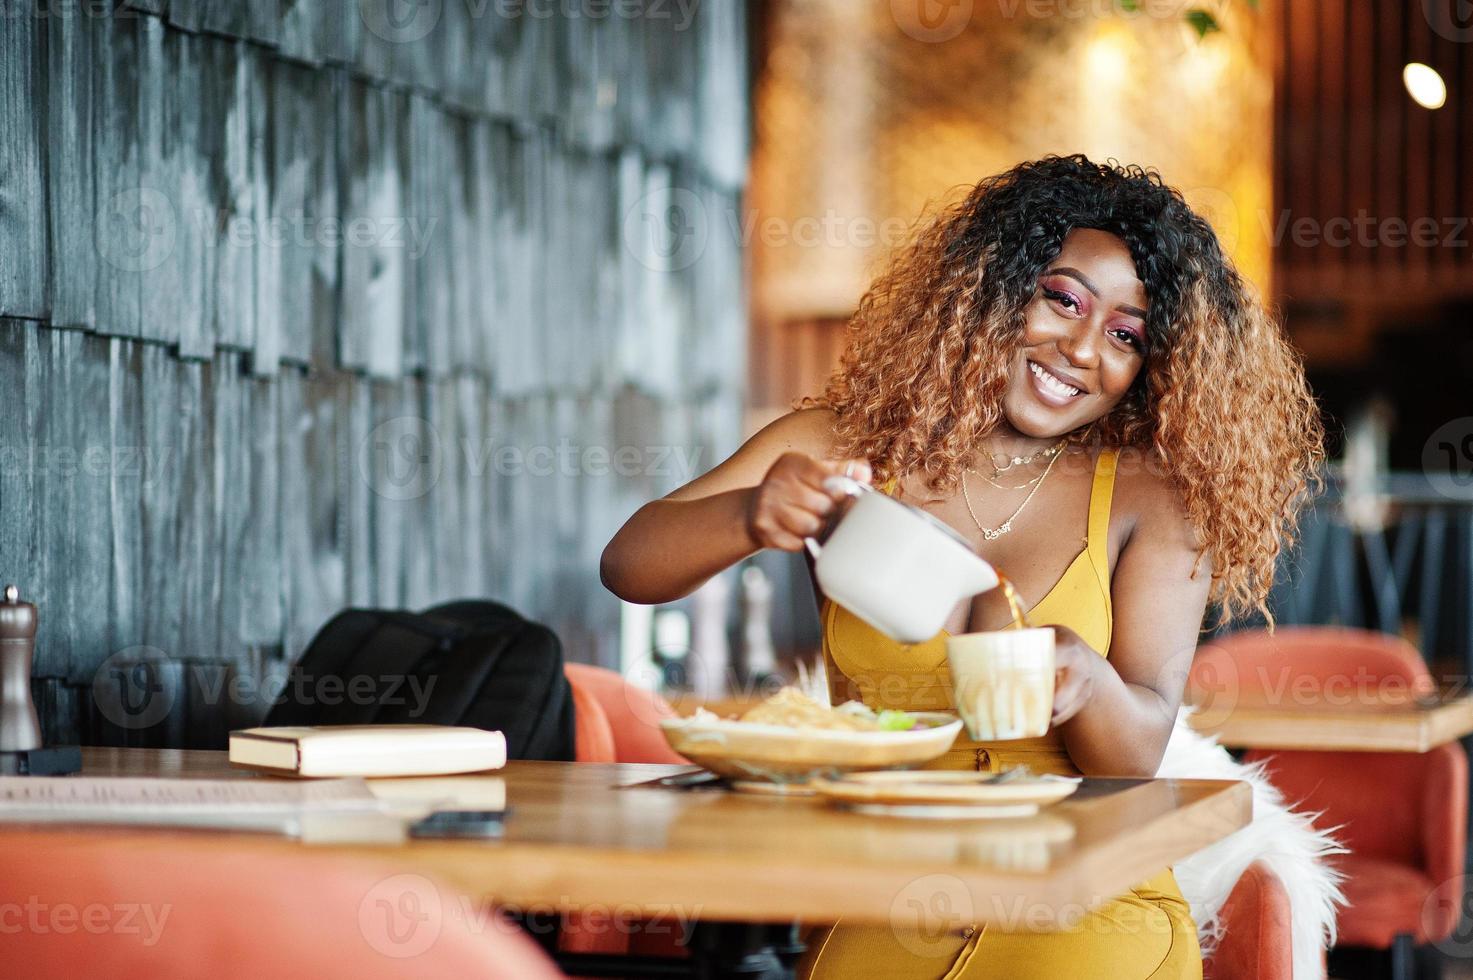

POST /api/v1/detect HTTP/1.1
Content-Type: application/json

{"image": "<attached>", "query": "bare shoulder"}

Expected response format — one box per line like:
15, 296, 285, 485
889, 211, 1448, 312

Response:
746, 407, 843, 459
662, 407, 842, 501
1111, 445, 1196, 546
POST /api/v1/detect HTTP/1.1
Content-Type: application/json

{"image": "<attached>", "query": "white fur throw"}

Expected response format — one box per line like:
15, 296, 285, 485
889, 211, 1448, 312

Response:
1158, 711, 1346, 979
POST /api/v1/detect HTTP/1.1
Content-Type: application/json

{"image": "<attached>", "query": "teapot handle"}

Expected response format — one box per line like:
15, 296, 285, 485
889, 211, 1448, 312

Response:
804, 475, 872, 559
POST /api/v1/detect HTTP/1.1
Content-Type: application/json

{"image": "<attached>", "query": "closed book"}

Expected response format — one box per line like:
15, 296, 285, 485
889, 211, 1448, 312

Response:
229, 725, 507, 778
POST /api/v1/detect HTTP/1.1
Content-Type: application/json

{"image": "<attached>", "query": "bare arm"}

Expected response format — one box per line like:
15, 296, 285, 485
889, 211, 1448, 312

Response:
1052, 463, 1212, 776
600, 409, 870, 604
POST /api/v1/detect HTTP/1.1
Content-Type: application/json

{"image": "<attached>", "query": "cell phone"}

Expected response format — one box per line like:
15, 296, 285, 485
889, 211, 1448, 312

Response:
408, 809, 508, 839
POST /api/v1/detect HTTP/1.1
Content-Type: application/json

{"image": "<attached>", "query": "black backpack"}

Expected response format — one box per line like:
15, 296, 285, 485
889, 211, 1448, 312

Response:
265, 599, 576, 762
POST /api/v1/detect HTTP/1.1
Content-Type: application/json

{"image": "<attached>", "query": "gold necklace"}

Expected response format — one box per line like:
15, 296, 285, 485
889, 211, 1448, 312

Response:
984, 438, 1066, 477
979, 469, 1043, 492
961, 445, 1063, 540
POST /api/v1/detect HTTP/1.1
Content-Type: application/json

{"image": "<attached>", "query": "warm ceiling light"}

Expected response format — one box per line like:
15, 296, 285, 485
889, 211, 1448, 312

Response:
1085, 30, 1128, 80
1403, 62, 1447, 110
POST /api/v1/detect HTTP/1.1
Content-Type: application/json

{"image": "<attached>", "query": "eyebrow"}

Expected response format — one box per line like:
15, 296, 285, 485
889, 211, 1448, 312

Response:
1045, 266, 1148, 321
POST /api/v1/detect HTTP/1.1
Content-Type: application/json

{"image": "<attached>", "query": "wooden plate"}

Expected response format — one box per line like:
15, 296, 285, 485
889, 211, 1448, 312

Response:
659, 712, 964, 784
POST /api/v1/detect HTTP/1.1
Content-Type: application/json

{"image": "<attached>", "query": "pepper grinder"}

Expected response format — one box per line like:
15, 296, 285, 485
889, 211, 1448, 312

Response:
0, 586, 80, 775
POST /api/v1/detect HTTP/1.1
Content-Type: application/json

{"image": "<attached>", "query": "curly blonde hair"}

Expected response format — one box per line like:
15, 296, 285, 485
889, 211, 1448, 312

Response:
814, 156, 1324, 623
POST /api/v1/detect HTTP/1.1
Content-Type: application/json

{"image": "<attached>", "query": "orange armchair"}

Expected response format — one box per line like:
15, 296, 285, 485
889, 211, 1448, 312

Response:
1204, 862, 1294, 980
559, 663, 691, 965
1192, 627, 1467, 974
0, 829, 563, 980
563, 662, 690, 765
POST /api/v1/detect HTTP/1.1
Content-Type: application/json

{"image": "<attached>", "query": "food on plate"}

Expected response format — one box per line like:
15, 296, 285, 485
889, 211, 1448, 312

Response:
703, 687, 928, 733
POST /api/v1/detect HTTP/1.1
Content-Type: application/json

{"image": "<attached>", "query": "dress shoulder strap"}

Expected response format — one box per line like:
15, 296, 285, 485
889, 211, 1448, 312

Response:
1087, 448, 1119, 567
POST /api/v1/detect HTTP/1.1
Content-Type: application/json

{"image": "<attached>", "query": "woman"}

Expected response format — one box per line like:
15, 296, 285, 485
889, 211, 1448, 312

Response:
601, 155, 1323, 978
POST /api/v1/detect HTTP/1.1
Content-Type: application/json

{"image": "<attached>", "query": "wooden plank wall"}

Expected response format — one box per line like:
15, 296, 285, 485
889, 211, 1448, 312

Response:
0, 0, 749, 748
1274, 0, 1472, 302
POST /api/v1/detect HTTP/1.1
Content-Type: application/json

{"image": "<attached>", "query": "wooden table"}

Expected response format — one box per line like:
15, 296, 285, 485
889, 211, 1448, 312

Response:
65, 748, 1248, 932
1185, 689, 1473, 752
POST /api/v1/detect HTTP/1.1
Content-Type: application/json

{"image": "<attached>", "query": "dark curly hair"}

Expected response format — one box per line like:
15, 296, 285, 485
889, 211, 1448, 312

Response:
813, 155, 1324, 623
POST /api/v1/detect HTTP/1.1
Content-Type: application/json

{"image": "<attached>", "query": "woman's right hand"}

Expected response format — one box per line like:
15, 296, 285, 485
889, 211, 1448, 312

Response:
746, 453, 873, 552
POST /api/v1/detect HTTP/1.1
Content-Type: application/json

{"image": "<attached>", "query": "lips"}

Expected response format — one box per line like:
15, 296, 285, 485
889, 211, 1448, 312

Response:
1027, 360, 1086, 402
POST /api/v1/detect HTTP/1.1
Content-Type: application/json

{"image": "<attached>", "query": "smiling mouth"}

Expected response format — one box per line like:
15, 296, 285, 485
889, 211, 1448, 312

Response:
1028, 361, 1084, 398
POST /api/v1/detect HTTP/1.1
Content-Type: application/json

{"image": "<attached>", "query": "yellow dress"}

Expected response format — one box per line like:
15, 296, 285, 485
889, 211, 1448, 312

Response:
799, 450, 1202, 980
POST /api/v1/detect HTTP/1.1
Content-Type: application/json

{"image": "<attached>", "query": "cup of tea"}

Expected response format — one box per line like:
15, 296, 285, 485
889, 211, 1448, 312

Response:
945, 629, 1055, 741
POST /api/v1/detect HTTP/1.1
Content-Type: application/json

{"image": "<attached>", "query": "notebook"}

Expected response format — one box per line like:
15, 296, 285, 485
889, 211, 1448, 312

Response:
229, 725, 507, 778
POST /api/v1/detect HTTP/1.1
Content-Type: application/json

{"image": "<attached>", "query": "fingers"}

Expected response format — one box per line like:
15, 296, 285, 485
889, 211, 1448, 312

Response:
1051, 668, 1091, 725
823, 457, 873, 483
749, 453, 875, 552
747, 503, 818, 552
815, 458, 874, 501
762, 528, 808, 553
1050, 639, 1096, 725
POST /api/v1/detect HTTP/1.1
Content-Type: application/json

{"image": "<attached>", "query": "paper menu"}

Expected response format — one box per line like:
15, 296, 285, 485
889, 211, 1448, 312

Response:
0, 776, 382, 812
0, 776, 414, 841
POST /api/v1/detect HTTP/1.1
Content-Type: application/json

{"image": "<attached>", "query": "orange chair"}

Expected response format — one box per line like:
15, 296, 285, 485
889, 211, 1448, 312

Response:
1203, 862, 1293, 980
1192, 627, 1467, 978
0, 829, 564, 980
563, 662, 690, 765
565, 666, 619, 763
559, 664, 692, 966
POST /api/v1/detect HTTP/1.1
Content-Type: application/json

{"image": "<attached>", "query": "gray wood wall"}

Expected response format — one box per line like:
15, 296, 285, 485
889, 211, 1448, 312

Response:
0, 0, 748, 747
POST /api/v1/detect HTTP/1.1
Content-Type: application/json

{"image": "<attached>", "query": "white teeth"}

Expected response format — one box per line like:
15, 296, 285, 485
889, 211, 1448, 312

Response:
1029, 362, 1081, 397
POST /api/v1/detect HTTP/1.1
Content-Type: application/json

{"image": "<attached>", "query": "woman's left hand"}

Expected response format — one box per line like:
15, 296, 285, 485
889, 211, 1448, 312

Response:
1050, 625, 1100, 726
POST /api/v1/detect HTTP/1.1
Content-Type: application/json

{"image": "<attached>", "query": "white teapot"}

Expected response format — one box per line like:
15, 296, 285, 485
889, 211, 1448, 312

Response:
804, 475, 999, 643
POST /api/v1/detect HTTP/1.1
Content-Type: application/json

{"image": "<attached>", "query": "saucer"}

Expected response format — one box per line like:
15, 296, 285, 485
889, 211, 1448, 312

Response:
809, 770, 1080, 817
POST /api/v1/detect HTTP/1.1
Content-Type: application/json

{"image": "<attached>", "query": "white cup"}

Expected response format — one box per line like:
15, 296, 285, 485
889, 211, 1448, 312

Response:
945, 629, 1055, 741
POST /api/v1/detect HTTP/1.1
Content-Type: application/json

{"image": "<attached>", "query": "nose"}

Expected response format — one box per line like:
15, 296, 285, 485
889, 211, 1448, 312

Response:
1056, 319, 1101, 368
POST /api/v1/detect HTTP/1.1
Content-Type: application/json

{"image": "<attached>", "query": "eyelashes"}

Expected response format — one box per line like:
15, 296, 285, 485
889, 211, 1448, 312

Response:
1109, 327, 1145, 351
1041, 285, 1081, 313
1040, 284, 1146, 353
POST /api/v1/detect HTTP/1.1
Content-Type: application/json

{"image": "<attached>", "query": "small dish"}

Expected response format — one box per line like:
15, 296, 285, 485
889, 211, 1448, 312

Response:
809, 769, 1080, 817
